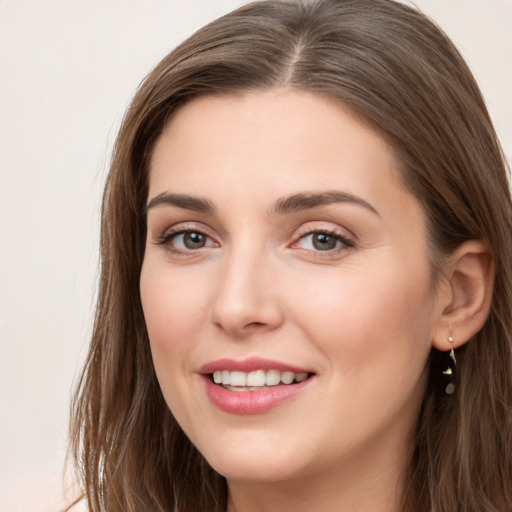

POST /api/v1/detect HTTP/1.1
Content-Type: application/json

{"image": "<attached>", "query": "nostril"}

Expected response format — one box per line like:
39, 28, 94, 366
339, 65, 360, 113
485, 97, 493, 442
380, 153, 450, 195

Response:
246, 321, 265, 328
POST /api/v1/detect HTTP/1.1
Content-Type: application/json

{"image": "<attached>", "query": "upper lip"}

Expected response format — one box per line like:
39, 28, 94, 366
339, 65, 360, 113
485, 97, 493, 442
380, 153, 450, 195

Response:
199, 357, 311, 375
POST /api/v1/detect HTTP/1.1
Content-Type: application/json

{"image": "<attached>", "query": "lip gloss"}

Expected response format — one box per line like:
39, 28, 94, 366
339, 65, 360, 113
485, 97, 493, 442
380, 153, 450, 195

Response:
202, 375, 312, 414
200, 357, 314, 414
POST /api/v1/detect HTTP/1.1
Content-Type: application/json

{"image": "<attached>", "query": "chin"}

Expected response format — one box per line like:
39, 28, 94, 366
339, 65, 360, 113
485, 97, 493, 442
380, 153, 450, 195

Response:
210, 456, 304, 484
197, 432, 311, 484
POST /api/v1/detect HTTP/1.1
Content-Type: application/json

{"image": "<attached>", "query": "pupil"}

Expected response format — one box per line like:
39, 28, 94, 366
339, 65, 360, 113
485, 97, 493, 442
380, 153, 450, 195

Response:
313, 233, 336, 250
184, 232, 206, 249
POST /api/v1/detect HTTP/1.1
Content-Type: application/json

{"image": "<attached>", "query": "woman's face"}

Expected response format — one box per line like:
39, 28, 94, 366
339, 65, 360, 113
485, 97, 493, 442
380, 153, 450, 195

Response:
140, 90, 444, 486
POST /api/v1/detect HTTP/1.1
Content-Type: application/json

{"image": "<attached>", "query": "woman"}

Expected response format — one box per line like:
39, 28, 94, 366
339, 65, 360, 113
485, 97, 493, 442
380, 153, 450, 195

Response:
68, 0, 512, 510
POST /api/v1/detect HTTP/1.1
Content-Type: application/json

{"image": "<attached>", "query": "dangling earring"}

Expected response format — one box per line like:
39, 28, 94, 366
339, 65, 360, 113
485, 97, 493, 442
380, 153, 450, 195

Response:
442, 335, 457, 395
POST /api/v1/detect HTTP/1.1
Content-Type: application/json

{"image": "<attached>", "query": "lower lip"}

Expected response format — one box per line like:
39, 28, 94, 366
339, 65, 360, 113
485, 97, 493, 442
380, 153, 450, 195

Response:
203, 376, 312, 414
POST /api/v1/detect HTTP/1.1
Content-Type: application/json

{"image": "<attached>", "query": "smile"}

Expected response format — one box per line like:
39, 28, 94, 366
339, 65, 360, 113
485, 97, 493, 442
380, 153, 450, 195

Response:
212, 369, 309, 388
200, 359, 315, 414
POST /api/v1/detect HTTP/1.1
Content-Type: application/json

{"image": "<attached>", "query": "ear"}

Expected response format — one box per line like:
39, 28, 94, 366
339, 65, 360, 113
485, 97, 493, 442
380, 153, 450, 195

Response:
432, 240, 494, 351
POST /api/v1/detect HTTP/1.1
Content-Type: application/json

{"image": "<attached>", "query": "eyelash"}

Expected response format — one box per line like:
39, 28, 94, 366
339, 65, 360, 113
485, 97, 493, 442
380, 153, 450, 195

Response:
154, 227, 355, 256
154, 228, 217, 255
293, 229, 355, 255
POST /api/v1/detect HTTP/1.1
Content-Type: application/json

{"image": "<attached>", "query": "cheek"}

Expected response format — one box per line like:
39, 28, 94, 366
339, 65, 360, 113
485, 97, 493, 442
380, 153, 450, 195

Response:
140, 262, 212, 434
139, 261, 208, 390
140, 260, 208, 345
286, 259, 434, 382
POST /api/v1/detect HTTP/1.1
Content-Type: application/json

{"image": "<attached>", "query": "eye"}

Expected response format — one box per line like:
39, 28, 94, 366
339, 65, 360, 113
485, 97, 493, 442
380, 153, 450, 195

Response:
295, 230, 354, 252
175, 231, 209, 249
155, 229, 217, 252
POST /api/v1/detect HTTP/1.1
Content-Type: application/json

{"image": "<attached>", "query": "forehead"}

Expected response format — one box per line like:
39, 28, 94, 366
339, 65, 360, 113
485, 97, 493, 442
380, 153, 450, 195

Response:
149, 89, 400, 199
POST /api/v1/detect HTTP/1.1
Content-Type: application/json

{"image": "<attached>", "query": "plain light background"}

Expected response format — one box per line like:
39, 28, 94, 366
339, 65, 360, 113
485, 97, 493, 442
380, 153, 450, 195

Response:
0, 1, 510, 510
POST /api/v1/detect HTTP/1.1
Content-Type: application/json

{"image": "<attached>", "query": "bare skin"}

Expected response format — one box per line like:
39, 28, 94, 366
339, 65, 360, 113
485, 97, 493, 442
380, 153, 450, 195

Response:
141, 89, 492, 511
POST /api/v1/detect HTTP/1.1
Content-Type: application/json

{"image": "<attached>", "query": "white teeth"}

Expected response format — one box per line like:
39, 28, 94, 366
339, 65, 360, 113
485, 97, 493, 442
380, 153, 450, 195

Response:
230, 371, 247, 386
246, 370, 266, 386
280, 371, 295, 385
295, 372, 308, 382
211, 369, 309, 387
265, 369, 281, 386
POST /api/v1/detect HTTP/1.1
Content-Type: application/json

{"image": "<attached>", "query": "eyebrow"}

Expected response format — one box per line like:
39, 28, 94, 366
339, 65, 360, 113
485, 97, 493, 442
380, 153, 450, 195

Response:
145, 190, 379, 217
270, 191, 379, 216
145, 192, 216, 214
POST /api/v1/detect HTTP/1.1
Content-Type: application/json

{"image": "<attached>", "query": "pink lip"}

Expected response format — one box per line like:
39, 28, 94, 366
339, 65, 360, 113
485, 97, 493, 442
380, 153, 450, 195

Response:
199, 357, 314, 414
199, 357, 310, 374
202, 376, 313, 414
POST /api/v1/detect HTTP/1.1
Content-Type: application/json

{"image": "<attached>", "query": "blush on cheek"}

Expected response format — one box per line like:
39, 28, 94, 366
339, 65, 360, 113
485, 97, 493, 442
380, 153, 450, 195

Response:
141, 269, 197, 336
298, 267, 430, 361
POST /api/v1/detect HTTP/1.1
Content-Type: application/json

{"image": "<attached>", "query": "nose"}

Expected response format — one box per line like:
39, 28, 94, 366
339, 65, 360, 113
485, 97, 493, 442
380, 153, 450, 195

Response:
210, 246, 284, 338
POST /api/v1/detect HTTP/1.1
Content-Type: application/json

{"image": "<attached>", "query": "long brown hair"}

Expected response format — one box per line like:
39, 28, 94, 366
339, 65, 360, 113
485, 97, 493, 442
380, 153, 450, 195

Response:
68, 1, 512, 510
